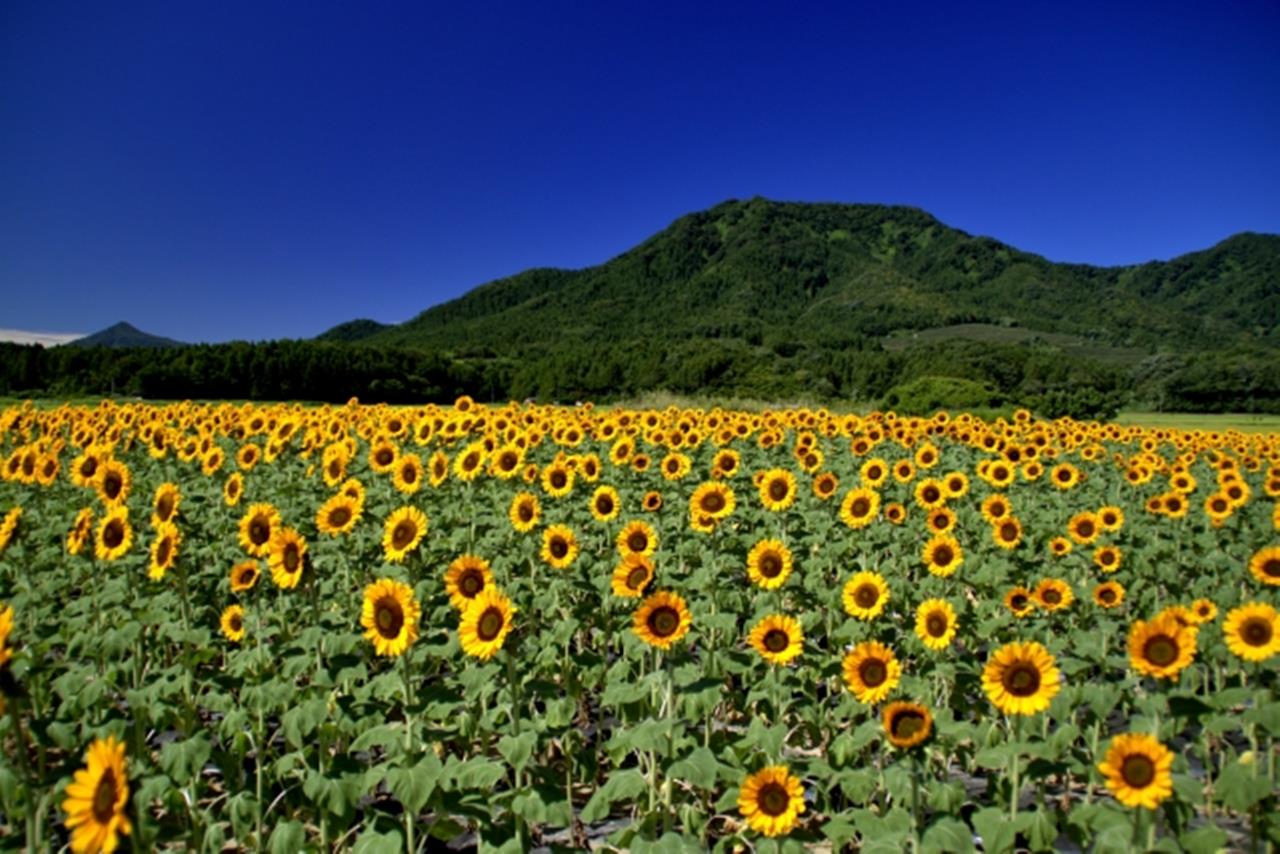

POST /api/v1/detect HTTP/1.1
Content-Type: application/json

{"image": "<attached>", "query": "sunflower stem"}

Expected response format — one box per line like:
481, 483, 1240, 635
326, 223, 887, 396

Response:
401, 652, 418, 854
7, 698, 36, 851
1008, 715, 1022, 823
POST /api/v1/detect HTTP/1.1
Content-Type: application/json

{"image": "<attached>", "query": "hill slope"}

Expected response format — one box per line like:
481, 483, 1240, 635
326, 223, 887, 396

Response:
68, 322, 184, 349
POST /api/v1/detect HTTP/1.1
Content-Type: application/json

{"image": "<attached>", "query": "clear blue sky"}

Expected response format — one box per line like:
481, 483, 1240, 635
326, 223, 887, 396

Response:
2, 1, 1278, 342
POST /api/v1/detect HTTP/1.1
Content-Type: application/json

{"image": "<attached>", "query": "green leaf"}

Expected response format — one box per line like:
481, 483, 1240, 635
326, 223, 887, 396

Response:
303, 770, 347, 816
451, 757, 506, 790
821, 817, 858, 847
921, 817, 975, 854
668, 746, 719, 790
971, 807, 1027, 854
580, 769, 647, 823
1179, 824, 1229, 854
282, 698, 328, 749
1244, 701, 1280, 737
159, 734, 211, 784
1025, 808, 1058, 851
1215, 759, 1271, 811
351, 724, 402, 753
388, 754, 443, 813
352, 827, 404, 854
268, 821, 307, 854
497, 732, 537, 773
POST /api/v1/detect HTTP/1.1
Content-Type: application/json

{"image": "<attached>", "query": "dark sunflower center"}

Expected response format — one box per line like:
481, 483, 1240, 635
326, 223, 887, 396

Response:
103, 473, 122, 499
392, 521, 415, 549
499, 452, 518, 471
922, 486, 939, 503
550, 471, 567, 489
249, 519, 270, 545
647, 606, 680, 638
891, 710, 927, 740
759, 553, 783, 578
855, 585, 879, 608
1000, 522, 1018, 541
92, 769, 117, 823
80, 458, 98, 478
330, 507, 351, 526
517, 502, 533, 522
1077, 521, 1095, 538
1262, 559, 1280, 578
1121, 754, 1156, 788
768, 481, 788, 501
1144, 635, 1178, 667
851, 498, 870, 517
700, 491, 725, 513
991, 502, 1006, 517
401, 464, 418, 483
375, 599, 404, 638
926, 614, 947, 637
626, 566, 649, 589
1167, 498, 1183, 512
103, 520, 124, 548
1100, 550, 1115, 565
228, 481, 241, 497
859, 659, 887, 687
238, 568, 256, 586
549, 538, 568, 559
763, 629, 790, 653
757, 782, 790, 817
867, 466, 882, 480
1242, 618, 1272, 647
818, 479, 834, 494
932, 545, 954, 566
157, 496, 174, 520
1042, 589, 1061, 605
477, 607, 504, 641
628, 532, 649, 552
283, 543, 300, 572
1003, 663, 1041, 696
157, 539, 172, 565
596, 496, 614, 514
376, 450, 393, 466
1099, 589, 1117, 604
459, 571, 484, 597
230, 613, 243, 632
328, 460, 342, 477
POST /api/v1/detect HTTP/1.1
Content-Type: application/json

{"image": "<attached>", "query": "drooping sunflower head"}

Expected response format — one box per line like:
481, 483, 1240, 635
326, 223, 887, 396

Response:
383, 506, 428, 563
589, 486, 621, 523
737, 765, 805, 838
361, 578, 421, 657
1222, 602, 1280, 663
914, 598, 957, 650
445, 555, 494, 610
540, 524, 580, 570
841, 571, 889, 620
982, 641, 1061, 716
883, 701, 933, 749
922, 534, 962, 578
1248, 546, 1280, 587
220, 604, 246, 642
237, 503, 281, 558
842, 640, 901, 705
1097, 733, 1175, 810
632, 590, 692, 651
1093, 581, 1125, 609
1127, 614, 1197, 680
268, 527, 308, 590
459, 587, 516, 661
1033, 578, 1073, 612
748, 614, 803, 666
747, 539, 794, 590
229, 560, 261, 593
617, 520, 658, 558
839, 487, 881, 530
62, 735, 132, 854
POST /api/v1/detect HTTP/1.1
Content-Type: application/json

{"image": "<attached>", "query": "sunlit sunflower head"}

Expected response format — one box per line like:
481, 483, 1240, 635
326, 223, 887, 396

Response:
884, 502, 907, 525
361, 578, 422, 657
428, 450, 449, 487
382, 506, 428, 563
267, 527, 308, 589
842, 641, 901, 705
991, 516, 1023, 550
1050, 462, 1081, 490
368, 438, 399, 474
453, 442, 487, 483
913, 478, 946, 510
1033, 577, 1073, 611
62, 735, 132, 854
617, 520, 658, 558
391, 453, 423, 494
1248, 546, 1280, 587
202, 447, 225, 476
1093, 581, 1125, 609
757, 468, 798, 512
220, 604, 246, 643
1097, 733, 1174, 810
841, 571, 889, 620
922, 534, 963, 578
1049, 536, 1073, 557
1097, 504, 1125, 532
1127, 613, 1197, 680
1092, 545, 1122, 573
982, 641, 1061, 716
883, 701, 933, 749
914, 598, 957, 650
237, 503, 281, 558
222, 471, 244, 507
96, 459, 132, 506
150, 482, 181, 528
810, 471, 838, 501
589, 486, 621, 523
508, 491, 541, 533
67, 507, 94, 556
611, 554, 655, 598
981, 493, 1012, 523
747, 539, 794, 590
839, 486, 881, 530
147, 522, 181, 581
642, 491, 663, 512
859, 457, 888, 488
737, 766, 805, 838
689, 481, 735, 521
94, 506, 133, 562
229, 560, 261, 593
541, 460, 575, 498
540, 524, 580, 570
458, 587, 516, 661
748, 614, 804, 665
941, 470, 969, 499
926, 506, 956, 536
1067, 511, 1101, 545
315, 493, 361, 537
70, 447, 103, 488
489, 444, 524, 480
1222, 602, 1280, 663
439, 554, 492, 611
711, 448, 740, 479
632, 590, 692, 650
660, 452, 692, 482
1189, 598, 1217, 624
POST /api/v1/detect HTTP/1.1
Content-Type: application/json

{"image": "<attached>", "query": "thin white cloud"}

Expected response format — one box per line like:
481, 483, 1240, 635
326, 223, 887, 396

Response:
0, 329, 86, 346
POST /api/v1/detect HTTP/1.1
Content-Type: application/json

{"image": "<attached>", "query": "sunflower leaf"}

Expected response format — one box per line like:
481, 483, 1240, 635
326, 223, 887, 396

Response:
921, 816, 975, 854
497, 731, 536, 773
580, 769, 647, 822
1179, 824, 1229, 854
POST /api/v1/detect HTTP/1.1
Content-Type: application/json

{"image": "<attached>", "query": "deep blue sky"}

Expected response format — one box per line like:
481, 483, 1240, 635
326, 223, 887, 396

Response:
3, 1, 1278, 342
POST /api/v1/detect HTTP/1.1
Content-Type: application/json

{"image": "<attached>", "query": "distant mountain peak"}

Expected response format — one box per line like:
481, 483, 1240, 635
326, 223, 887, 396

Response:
69, 321, 185, 349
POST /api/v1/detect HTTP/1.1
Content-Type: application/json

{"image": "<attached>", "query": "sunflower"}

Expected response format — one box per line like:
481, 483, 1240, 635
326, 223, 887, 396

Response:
267, 528, 307, 589
1204, 492, 1234, 526
922, 534, 962, 578
1248, 545, 1280, 586
445, 555, 494, 610
893, 459, 916, 483
508, 492, 540, 533
540, 525, 580, 570
96, 459, 131, 506
632, 590, 692, 650
220, 604, 246, 642
392, 453, 424, 494
748, 614, 804, 665
151, 482, 181, 528
914, 442, 940, 469
758, 469, 798, 512
927, 507, 957, 535
841, 571, 889, 620
689, 482, 735, 521
1127, 614, 1196, 680
1097, 733, 1174, 809
611, 554, 655, 598
1097, 505, 1125, 532
237, 503, 281, 558
459, 587, 516, 661
660, 452, 691, 482
589, 486, 621, 523
1189, 598, 1217, 623
617, 520, 658, 558
884, 502, 907, 525
361, 578, 421, 657
202, 447, 225, 475
316, 494, 361, 537
70, 447, 103, 488
642, 491, 663, 512
860, 457, 889, 487
839, 487, 881, 529
62, 735, 132, 854
147, 522, 181, 581
236, 443, 261, 471
453, 441, 487, 482
1049, 536, 1073, 557
737, 766, 805, 838
67, 507, 94, 556
1033, 578, 1073, 611
428, 450, 449, 487
229, 561, 261, 593
842, 641, 901, 705
914, 599, 957, 650
913, 478, 946, 510
809, 471, 837, 501
991, 516, 1022, 550
541, 460, 574, 498
369, 438, 398, 473
883, 701, 933, 749
1050, 462, 1081, 490
1222, 602, 1280, 662
223, 472, 244, 507
1067, 511, 1101, 545
94, 507, 133, 562
747, 539, 793, 590
982, 641, 1061, 716
383, 506, 428, 563
1093, 581, 1125, 609
942, 470, 970, 499
489, 445, 525, 480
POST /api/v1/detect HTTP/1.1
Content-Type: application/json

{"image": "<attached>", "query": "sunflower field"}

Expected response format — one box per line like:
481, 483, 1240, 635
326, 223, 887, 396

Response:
1, 398, 1278, 853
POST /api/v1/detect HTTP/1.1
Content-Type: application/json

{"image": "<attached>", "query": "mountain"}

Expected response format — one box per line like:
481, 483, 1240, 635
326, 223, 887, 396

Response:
328, 198, 1280, 354
315, 318, 391, 343
67, 322, 185, 349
